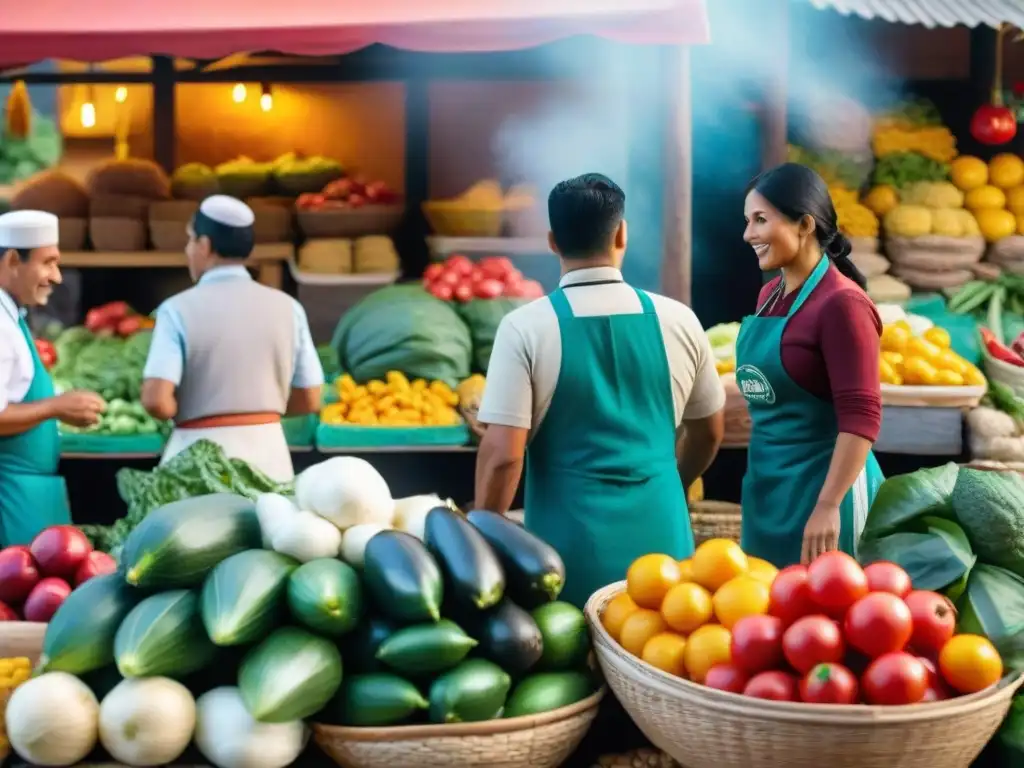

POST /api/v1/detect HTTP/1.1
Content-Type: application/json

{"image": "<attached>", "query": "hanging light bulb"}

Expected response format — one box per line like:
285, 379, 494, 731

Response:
115, 86, 127, 103
80, 85, 96, 128
260, 83, 273, 112
232, 83, 247, 103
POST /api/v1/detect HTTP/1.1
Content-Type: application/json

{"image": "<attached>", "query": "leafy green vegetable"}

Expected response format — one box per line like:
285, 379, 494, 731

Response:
860, 463, 959, 539
455, 298, 526, 373
872, 151, 949, 189
957, 564, 1024, 673
51, 327, 153, 401
858, 516, 975, 597
951, 469, 1024, 577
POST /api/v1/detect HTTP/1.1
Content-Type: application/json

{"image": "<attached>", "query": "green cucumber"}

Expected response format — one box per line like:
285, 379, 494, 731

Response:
342, 616, 397, 673
428, 659, 511, 724
115, 590, 218, 678
287, 558, 364, 637
424, 506, 505, 610
201, 550, 298, 645
239, 626, 343, 723
466, 510, 565, 608
121, 494, 263, 588
376, 619, 477, 675
37, 573, 142, 675
504, 671, 595, 717
531, 602, 591, 671
456, 599, 543, 675
325, 673, 428, 726
362, 531, 443, 623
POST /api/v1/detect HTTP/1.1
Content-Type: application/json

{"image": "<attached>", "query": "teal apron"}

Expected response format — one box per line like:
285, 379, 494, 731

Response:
0, 306, 71, 546
524, 281, 693, 609
736, 255, 883, 568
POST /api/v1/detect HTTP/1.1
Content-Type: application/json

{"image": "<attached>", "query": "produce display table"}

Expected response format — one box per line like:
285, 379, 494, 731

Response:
876, 405, 965, 456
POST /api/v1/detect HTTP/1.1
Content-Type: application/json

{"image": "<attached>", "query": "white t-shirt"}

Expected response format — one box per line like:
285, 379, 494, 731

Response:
477, 267, 725, 433
0, 290, 34, 411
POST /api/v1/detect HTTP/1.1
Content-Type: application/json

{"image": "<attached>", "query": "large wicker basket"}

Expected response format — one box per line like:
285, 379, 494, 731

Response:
983, 348, 1024, 397
0, 622, 45, 665
585, 583, 1022, 768
312, 688, 604, 768
298, 207, 404, 239
689, 501, 741, 546
422, 202, 503, 237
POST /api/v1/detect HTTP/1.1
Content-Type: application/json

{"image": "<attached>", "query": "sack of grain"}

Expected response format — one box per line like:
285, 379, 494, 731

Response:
987, 235, 1024, 266
890, 266, 974, 291
86, 159, 171, 200
848, 236, 879, 255
298, 239, 353, 274
11, 171, 90, 218
866, 274, 912, 303
885, 235, 986, 270
849, 251, 890, 278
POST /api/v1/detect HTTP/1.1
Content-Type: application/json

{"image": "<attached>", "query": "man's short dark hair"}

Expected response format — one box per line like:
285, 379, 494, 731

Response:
547, 173, 625, 258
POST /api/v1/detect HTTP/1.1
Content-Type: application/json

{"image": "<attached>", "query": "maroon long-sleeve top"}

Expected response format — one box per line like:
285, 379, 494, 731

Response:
756, 264, 883, 442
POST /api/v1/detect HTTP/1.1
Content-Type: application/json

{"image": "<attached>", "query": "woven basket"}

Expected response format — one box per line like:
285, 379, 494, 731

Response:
148, 220, 189, 252
312, 689, 604, 768
586, 583, 1022, 768
422, 202, 503, 237
89, 193, 151, 220
251, 203, 294, 243
298, 206, 404, 239
689, 501, 741, 546
0, 622, 45, 665
89, 218, 148, 252
983, 348, 1024, 397
274, 169, 344, 197
58, 218, 87, 251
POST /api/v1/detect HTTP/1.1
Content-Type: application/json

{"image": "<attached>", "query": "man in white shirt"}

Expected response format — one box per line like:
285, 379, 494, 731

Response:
0, 211, 104, 544
475, 174, 725, 607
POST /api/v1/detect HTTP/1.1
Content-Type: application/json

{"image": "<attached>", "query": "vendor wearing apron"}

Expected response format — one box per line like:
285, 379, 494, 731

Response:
474, 174, 726, 609
0, 211, 105, 545
739, 163, 885, 567
141, 196, 323, 482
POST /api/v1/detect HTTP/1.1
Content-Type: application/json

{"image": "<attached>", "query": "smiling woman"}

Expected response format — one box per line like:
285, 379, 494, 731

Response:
736, 162, 884, 569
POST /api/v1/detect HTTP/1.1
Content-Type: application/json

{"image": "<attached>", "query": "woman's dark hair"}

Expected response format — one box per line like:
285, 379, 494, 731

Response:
746, 162, 867, 290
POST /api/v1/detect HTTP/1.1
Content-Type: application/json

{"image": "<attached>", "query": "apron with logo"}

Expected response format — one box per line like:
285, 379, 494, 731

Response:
0, 309, 72, 546
735, 256, 884, 568
524, 282, 692, 609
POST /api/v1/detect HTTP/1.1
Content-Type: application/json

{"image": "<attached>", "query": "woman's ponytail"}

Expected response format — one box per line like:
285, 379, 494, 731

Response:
825, 230, 868, 290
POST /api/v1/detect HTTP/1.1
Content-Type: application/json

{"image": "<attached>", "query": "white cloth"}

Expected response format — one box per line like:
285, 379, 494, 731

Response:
161, 422, 294, 483
0, 210, 59, 249
0, 290, 33, 409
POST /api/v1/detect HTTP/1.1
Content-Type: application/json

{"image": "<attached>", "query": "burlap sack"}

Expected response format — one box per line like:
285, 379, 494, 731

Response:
972, 262, 1003, 281
886, 235, 987, 256
849, 251, 890, 278
866, 274, 911, 303
849, 236, 879, 255
885, 235, 985, 270
891, 266, 974, 290
987, 236, 1024, 266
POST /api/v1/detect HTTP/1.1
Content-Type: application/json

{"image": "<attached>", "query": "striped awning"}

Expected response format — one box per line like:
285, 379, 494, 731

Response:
805, 0, 1024, 29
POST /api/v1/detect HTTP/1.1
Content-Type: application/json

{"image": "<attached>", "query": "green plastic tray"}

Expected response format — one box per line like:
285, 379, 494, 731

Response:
283, 415, 318, 448
60, 432, 166, 455
316, 423, 470, 450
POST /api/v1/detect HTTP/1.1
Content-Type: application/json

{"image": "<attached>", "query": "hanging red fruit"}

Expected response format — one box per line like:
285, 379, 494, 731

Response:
971, 103, 1017, 145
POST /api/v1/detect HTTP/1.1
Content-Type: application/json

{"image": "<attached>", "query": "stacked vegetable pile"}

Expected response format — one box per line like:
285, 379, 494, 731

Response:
11, 459, 597, 768
949, 154, 1024, 252
877, 318, 985, 388
320, 371, 463, 427
423, 255, 544, 303
0, 526, 115, 622
967, 381, 1024, 464
869, 100, 955, 191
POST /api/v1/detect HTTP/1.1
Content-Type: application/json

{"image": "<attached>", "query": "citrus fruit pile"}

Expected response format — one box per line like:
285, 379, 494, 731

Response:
878, 319, 984, 388
950, 153, 1024, 242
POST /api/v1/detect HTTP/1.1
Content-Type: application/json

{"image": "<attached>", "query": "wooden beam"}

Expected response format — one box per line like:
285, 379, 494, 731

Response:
660, 46, 692, 306
151, 56, 176, 172
760, 0, 789, 169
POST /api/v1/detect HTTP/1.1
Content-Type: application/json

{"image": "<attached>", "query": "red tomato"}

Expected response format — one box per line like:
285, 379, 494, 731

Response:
116, 315, 144, 337
782, 615, 845, 674
970, 104, 1017, 146
479, 256, 513, 278
446, 255, 474, 275
0, 600, 17, 621
453, 282, 474, 303
861, 652, 928, 705
74, 551, 117, 586
769, 565, 817, 627
918, 656, 954, 702
504, 268, 524, 284
474, 278, 505, 300
863, 562, 912, 598
0, 545, 40, 604
431, 283, 454, 301
904, 590, 957, 656
799, 662, 859, 705
423, 263, 444, 282
807, 552, 868, 618
704, 664, 749, 694
743, 671, 799, 701
730, 614, 784, 674
438, 270, 461, 287
844, 592, 913, 659
516, 280, 545, 299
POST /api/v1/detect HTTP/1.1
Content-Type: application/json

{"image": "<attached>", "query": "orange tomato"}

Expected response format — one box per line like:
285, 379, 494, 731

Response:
641, 632, 688, 677
746, 557, 779, 586
619, 609, 669, 657
712, 575, 771, 629
601, 592, 640, 641
691, 539, 748, 593
678, 558, 696, 583
939, 634, 1003, 694
627, 554, 682, 609
684, 624, 732, 683
661, 582, 713, 634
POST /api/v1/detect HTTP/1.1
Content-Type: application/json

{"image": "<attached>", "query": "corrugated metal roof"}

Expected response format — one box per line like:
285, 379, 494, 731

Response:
806, 0, 1024, 29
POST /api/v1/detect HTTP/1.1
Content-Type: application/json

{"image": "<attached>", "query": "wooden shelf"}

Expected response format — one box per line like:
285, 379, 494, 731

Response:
427, 237, 550, 258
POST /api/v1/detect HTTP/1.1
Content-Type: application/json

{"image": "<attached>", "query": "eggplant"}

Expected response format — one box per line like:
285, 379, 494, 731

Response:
425, 506, 505, 610
457, 599, 543, 675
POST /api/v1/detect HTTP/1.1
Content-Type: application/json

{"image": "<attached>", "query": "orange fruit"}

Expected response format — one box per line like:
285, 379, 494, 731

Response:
661, 582, 713, 634
619, 609, 669, 657
939, 634, 1003, 694
601, 592, 640, 641
746, 557, 779, 586
678, 558, 695, 583
627, 554, 682, 609
641, 632, 688, 677
712, 575, 771, 629
684, 624, 732, 683
691, 539, 748, 593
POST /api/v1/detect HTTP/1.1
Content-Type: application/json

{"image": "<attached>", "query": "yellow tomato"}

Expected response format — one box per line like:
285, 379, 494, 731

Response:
677, 558, 695, 582
691, 539, 749, 593
881, 350, 905, 373
964, 363, 987, 387
935, 369, 966, 387
905, 337, 942, 363
661, 582, 713, 634
904, 357, 939, 386
746, 557, 779, 586
934, 349, 968, 375
950, 156, 989, 191
601, 592, 640, 642
879, 359, 901, 385
627, 554, 682, 609
880, 324, 911, 354
939, 634, 1003, 694
641, 632, 688, 677
923, 326, 951, 349
989, 153, 1024, 189
683, 624, 732, 683
712, 575, 771, 629
619, 609, 669, 657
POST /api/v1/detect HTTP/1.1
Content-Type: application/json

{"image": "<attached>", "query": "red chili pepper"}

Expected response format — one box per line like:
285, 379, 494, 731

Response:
981, 327, 1024, 367
33, 339, 56, 369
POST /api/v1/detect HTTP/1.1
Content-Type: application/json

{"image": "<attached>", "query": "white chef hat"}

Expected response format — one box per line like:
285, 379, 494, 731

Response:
192, 195, 255, 259
0, 210, 59, 251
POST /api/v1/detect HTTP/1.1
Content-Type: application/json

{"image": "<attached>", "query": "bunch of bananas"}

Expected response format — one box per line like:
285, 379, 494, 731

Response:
872, 123, 958, 164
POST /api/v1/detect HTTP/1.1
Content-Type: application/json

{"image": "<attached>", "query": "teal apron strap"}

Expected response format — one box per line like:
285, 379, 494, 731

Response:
785, 256, 830, 317
548, 288, 574, 320
632, 287, 656, 314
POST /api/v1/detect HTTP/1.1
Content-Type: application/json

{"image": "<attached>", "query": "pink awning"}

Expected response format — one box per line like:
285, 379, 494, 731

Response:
0, 0, 709, 66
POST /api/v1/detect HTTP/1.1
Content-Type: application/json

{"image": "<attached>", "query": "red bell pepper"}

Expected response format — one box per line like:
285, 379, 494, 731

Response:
33, 339, 56, 369
981, 327, 1024, 367
84, 301, 133, 334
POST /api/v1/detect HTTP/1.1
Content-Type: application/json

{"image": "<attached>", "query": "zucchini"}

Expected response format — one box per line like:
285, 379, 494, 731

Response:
425, 506, 505, 610
428, 659, 511, 724
466, 510, 565, 608
37, 573, 142, 675
504, 671, 595, 717
239, 626, 343, 722
342, 616, 397, 673
287, 558, 364, 637
362, 531, 443, 623
200, 550, 298, 646
376, 620, 477, 675
115, 590, 218, 678
531, 602, 591, 671
121, 494, 263, 588
324, 673, 428, 727
456, 599, 543, 675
